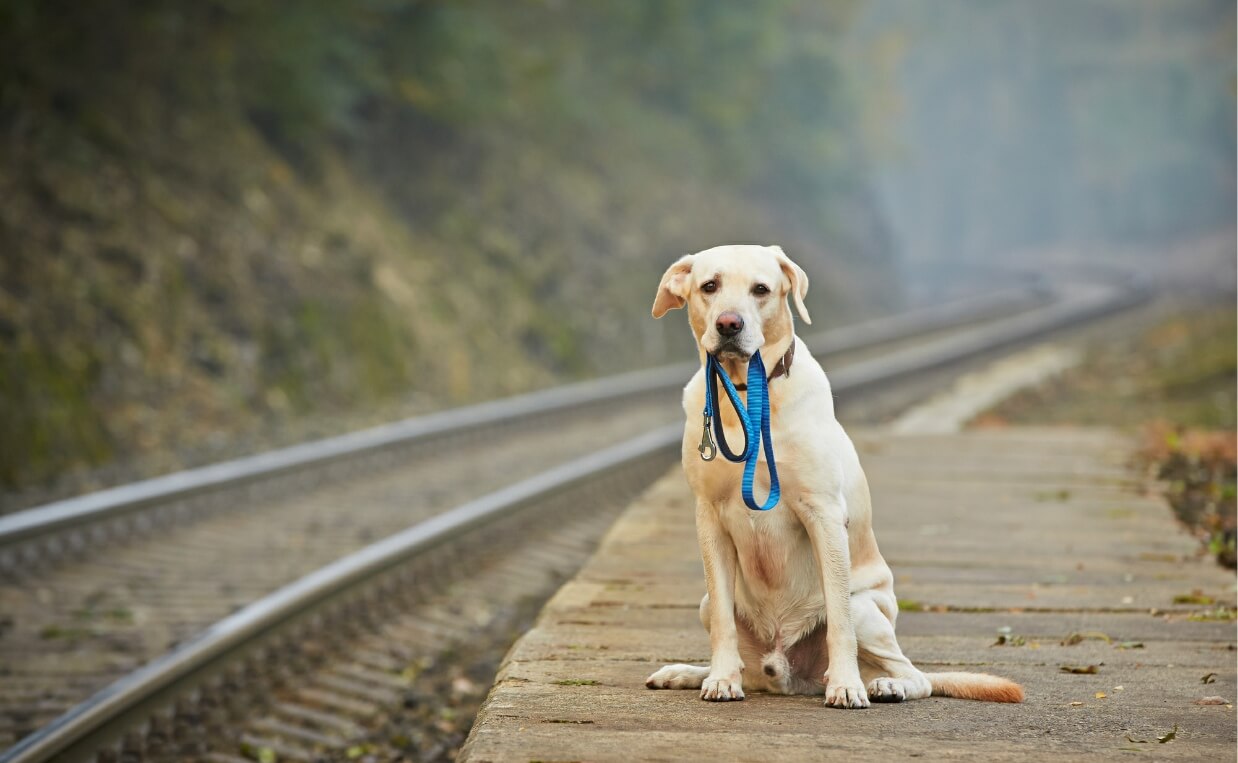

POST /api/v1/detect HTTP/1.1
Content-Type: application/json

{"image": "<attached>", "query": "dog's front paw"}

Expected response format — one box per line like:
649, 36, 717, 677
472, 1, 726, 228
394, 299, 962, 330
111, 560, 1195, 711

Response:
701, 673, 745, 702
823, 671, 869, 709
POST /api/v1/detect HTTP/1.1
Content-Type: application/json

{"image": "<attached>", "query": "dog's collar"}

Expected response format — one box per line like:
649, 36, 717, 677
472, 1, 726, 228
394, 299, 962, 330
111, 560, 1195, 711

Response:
732, 341, 794, 392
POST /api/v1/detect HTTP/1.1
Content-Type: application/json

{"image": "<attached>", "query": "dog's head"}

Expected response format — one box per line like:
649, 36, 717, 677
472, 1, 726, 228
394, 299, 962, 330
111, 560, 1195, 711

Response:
651, 244, 811, 360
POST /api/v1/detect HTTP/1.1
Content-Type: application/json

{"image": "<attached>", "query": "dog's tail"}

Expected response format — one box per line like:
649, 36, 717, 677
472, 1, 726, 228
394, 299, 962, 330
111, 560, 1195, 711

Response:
926, 672, 1024, 703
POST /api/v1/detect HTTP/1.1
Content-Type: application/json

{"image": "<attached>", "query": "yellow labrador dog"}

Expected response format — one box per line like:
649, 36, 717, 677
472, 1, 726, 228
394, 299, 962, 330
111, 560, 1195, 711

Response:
645, 244, 1023, 708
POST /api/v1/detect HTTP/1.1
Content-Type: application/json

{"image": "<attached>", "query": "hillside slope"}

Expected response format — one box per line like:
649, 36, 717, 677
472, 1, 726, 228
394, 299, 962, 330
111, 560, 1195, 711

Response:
0, 1, 899, 497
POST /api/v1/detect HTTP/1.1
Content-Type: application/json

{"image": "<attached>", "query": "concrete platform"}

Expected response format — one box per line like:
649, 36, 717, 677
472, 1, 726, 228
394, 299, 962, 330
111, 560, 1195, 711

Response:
461, 429, 1236, 761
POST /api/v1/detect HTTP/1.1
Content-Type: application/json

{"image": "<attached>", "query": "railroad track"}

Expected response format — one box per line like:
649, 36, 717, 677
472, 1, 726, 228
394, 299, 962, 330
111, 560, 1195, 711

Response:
0, 279, 1143, 762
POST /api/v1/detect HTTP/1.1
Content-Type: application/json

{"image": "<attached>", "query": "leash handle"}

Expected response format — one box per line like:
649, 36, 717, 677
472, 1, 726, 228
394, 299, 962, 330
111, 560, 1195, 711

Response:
699, 351, 781, 511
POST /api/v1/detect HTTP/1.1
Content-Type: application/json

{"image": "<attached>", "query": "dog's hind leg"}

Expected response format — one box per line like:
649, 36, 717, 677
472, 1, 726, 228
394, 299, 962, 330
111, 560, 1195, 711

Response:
853, 590, 931, 702
645, 594, 715, 690
646, 664, 710, 689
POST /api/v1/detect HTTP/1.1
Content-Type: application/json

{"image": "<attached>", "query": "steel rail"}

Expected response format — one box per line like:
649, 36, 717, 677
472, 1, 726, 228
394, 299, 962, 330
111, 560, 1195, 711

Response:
828, 281, 1147, 391
0, 284, 1047, 558
1, 427, 681, 763
1, 277, 1145, 763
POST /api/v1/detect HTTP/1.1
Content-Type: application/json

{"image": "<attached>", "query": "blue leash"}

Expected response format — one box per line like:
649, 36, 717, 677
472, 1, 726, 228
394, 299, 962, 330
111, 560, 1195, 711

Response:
697, 351, 781, 511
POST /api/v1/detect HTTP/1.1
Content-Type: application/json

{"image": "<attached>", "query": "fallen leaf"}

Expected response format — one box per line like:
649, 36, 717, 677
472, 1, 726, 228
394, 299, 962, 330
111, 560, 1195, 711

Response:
1070, 701, 1084, 706
1095, 691, 1108, 699
1201, 672, 1217, 684
993, 633, 1027, 647
1062, 631, 1111, 646
1173, 590, 1215, 605
1115, 641, 1145, 650
1061, 665, 1101, 674
1124, 726, 1178, 745
1195, 696, 1229, 705
1187, 606, 1236, 622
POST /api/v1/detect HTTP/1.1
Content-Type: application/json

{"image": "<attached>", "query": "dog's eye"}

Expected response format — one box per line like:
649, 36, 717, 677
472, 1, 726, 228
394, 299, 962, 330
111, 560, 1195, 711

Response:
752, 283, 770, 296
701, 280, 718, 294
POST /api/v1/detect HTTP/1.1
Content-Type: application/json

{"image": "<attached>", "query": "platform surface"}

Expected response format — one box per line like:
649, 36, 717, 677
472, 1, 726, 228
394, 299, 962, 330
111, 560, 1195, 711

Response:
461, 428, 1236, 761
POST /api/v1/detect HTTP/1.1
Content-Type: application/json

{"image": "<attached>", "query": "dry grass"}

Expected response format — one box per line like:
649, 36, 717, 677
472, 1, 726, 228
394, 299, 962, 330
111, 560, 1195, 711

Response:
1139, 423, 1236, 568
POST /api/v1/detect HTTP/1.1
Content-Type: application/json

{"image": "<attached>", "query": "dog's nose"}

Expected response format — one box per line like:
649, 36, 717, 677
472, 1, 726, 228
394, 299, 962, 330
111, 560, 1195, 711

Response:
716, 312, 744, 337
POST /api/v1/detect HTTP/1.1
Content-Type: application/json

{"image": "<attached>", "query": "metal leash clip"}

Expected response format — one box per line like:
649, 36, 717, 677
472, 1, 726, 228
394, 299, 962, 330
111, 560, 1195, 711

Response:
698, 414, 717, 461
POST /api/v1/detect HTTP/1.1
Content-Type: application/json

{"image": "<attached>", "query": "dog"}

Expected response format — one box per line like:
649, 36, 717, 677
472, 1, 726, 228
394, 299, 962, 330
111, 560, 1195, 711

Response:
644, 244, 1023, 708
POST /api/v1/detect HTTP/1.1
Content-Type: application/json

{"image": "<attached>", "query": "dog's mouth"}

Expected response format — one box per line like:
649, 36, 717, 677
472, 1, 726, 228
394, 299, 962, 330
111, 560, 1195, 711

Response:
711, 338, 750, 360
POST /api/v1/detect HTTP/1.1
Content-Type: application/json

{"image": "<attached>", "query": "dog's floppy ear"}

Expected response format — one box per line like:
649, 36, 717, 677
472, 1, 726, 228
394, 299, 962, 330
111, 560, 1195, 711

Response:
651, 254, 696, 318
770, 245, 811, 324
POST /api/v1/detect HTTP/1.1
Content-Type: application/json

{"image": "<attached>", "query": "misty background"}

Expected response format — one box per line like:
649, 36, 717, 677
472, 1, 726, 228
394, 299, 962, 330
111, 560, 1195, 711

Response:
1, 0, 1233, 498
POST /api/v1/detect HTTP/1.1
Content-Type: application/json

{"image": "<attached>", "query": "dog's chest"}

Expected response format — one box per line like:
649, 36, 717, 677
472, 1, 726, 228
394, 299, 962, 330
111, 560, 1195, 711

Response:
719, 502, 813, 592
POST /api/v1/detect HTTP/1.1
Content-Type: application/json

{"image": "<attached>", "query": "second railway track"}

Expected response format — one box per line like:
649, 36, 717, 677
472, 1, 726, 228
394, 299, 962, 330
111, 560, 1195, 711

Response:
0, 279, 1143, 761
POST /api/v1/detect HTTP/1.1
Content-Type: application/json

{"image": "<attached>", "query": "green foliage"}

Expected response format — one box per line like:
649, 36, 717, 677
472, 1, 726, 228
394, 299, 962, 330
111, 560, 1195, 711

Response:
0, 1, 893, 494
375, 1, 870, 225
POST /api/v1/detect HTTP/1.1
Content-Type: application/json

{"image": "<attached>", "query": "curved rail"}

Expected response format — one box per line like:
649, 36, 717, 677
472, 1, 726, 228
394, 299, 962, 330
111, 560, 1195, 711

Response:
0, 276, 1145, 763
0, 285, 1047, 567
829, 281, 1145, 390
